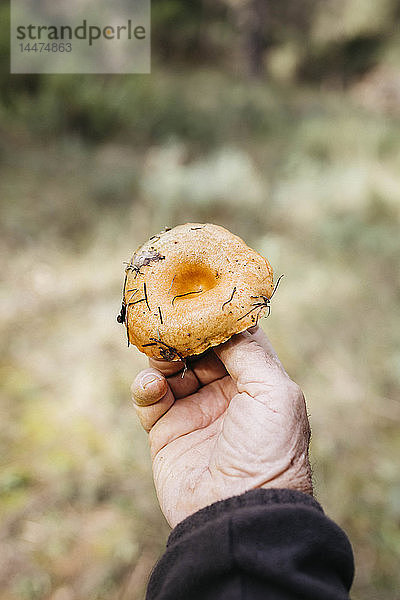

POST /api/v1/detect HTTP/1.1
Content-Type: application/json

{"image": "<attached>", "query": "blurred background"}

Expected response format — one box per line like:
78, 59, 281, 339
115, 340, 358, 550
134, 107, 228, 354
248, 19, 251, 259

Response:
1, 0, 400, 598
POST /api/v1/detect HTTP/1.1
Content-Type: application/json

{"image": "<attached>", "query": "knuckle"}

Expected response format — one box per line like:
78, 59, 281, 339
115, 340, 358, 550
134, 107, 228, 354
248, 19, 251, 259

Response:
286, 379, 303, 401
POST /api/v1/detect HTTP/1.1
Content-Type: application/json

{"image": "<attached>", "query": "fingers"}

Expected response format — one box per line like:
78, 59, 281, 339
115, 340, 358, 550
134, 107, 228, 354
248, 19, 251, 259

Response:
149, 351, 228, 398
131, 368, 175, 432
167, 369, 200, 399
148, 357, 201, 399
132, 328, 282, 432
191, 351, 228, 385
148, 357, 184, 376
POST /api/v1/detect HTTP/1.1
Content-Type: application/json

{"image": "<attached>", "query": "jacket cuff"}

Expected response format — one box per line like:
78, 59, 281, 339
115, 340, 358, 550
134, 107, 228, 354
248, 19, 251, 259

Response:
168, 488, 323, 547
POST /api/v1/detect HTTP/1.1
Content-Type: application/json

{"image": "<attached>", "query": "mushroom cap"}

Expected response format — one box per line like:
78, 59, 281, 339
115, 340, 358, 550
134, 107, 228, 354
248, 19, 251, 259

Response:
122, 223, 274, 360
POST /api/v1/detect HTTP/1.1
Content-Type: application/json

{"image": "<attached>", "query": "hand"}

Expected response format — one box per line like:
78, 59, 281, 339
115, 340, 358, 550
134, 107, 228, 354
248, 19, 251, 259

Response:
131, 327, 312, 527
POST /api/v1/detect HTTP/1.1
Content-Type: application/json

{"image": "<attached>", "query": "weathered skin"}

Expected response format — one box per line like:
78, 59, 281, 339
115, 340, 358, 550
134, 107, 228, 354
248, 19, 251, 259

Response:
131, 327, 313, 528
122, 223, 274, 360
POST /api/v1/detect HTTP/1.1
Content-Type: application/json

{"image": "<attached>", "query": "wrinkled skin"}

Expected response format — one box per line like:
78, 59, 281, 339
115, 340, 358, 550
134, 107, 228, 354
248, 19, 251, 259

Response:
131, 327, 312, 528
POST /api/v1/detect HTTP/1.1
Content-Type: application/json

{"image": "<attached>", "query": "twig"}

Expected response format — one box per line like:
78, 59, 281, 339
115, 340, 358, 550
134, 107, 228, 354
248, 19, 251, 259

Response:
222, 286, 236, 309
143, 282, 151, 311
149, 337, 188, 377
172, 289, 202, 306
128, 298, 145, 306
167, 275, 176, 292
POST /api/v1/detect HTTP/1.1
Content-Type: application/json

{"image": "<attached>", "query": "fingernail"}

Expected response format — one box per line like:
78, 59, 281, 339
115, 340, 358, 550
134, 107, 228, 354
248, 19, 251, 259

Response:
141, 373, 162, 390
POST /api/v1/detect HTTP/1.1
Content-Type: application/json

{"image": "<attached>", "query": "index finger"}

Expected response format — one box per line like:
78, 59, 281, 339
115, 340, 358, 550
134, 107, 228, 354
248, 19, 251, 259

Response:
149, 356, 185, 377
149, 351, 228, 386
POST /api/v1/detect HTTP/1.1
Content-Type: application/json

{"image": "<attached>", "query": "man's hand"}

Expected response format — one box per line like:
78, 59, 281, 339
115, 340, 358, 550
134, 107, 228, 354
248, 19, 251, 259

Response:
131, 327, 312, 527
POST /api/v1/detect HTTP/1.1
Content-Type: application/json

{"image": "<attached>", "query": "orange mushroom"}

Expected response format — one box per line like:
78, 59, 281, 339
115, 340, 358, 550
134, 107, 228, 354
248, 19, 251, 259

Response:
118, 223, 276, 361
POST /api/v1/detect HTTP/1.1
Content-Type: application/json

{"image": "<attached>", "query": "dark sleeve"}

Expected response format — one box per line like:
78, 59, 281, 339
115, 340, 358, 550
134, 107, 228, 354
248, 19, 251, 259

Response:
146, 489, 354, 600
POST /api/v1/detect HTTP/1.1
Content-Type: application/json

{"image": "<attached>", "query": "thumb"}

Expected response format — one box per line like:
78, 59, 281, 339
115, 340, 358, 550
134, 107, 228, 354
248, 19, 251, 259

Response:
214, 328, 290, 400
214, 328, 312, 496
